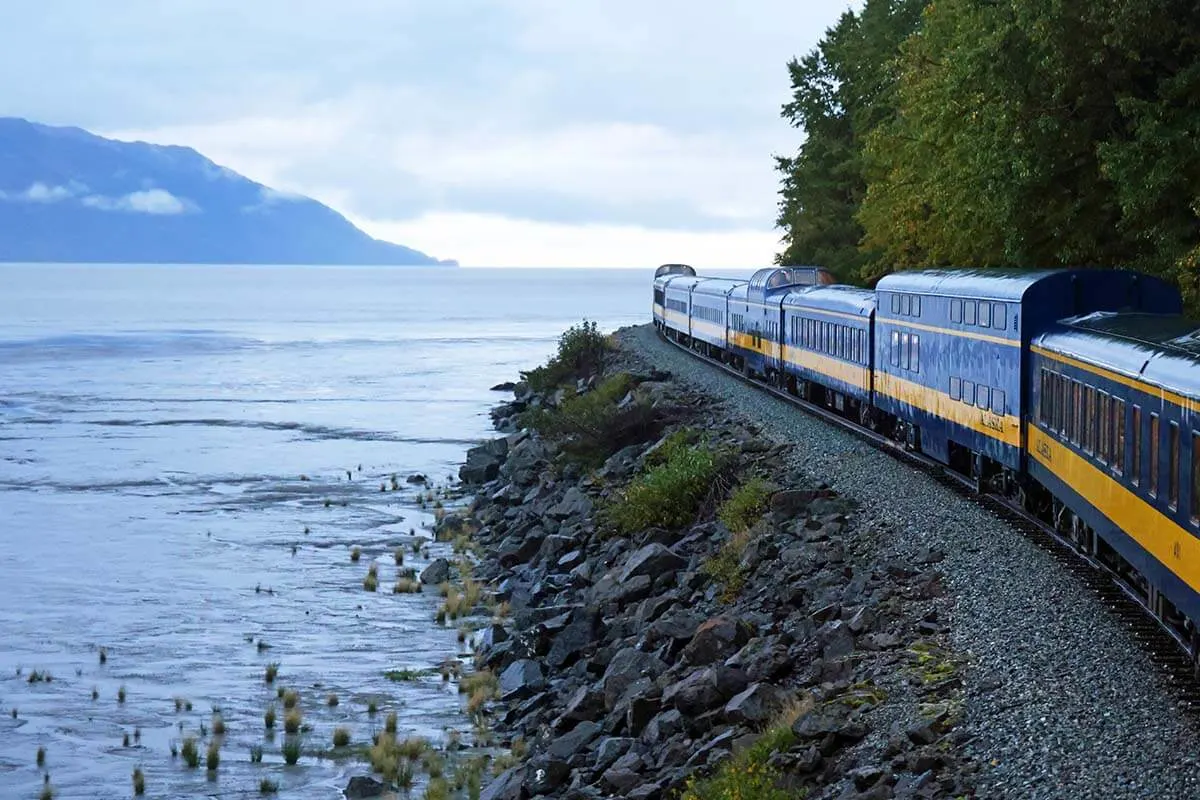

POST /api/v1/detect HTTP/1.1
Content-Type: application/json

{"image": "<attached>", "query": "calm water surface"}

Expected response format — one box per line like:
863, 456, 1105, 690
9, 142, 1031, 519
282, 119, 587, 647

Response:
0, 265, 650, 799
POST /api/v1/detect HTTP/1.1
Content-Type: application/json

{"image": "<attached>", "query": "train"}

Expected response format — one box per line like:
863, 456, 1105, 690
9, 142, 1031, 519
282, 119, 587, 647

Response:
653, 263, 1200, 656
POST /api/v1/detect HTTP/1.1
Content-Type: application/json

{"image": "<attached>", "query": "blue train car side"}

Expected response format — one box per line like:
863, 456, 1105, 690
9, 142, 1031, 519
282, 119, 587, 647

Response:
1030, 312, 1200, 629
779, 285, 874, 417
726, 267, 836, 378
652, 263, 695, 328
873, 269, 1181, 477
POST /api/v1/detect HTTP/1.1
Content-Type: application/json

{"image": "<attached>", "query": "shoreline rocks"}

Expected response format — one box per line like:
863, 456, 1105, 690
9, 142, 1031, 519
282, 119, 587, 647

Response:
452, 331, 977, 799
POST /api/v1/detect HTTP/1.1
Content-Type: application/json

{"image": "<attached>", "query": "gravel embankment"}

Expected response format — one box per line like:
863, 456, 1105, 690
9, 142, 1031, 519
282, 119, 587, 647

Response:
621, 323, 1200, 800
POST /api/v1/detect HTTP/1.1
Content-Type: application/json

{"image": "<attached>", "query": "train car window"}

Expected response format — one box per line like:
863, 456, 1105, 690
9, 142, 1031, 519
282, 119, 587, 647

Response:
1071, 382, 1083, 445
891, 294, 900, 314
1114, 399, 1125, 474
1192, 432, 1200, 524
900, 332, 911, 369
1170, 422, 1180, 510
950, 376, 961, 401
977, 385, 990, 409
963, 380, 976, 407
994, 304, 1007, 330
1056, 375, 1068, 433
1151, 414, 1160, 498
861, 330, 868, 364
901, 294, 911, 316
911, 334, 920, 372
1098, 393, 1110, 464
914, 296, 921, 317
890, 331, 900, 367
964, 301, 977, 325
951, 299, 962, 323
993, 388, 1006, 415
1051, 373, 1060, 428
979, 302, 992, 328
1131, 406, 1141, 485
1084, 386, 1097, 454
1070, 381, 1080, 441
1039, 369, 1051, 426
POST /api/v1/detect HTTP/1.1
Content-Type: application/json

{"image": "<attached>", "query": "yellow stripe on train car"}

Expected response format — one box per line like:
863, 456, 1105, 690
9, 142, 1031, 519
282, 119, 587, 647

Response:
1030, 427, 1200, 594
874, 370, 1022, 447
878, 316, 1018, 348
781, 345, 870, 391
728, 330, 781, 360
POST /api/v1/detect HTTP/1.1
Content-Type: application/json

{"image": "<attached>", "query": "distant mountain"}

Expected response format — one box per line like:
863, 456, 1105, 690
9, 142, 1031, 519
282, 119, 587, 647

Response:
0, 118, 455, 266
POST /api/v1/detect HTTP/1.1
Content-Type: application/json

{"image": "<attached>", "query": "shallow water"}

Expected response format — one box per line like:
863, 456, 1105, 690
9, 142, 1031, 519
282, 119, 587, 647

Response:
0, 265, 650, 799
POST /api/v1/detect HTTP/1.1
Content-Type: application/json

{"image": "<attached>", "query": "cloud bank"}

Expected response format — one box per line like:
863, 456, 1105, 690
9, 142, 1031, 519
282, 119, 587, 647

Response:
0, 0, 861, 266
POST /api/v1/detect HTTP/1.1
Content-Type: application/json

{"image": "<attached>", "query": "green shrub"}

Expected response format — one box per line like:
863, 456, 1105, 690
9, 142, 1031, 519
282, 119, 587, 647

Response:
679, 720, 799, 800
702, 530, 750, 603
520, 320, 611, 392
608, 444, 719, 534
643, 428, 699, 468
523, 372, 654, 466
718, 478, 773, 532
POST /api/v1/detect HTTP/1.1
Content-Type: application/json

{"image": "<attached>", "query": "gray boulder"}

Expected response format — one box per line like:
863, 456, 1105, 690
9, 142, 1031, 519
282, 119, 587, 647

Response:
419, 558, 452, 585
619, 543, 686, 583
602, 647, 667, 710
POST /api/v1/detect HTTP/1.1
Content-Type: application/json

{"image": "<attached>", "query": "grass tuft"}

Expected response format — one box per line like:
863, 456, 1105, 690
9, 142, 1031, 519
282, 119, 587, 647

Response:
281, 736, 302, 765
36, 746, 46, 766
393, 577, 422, 594
326, 692, 339, 707
284, 708, 302, 735
132, 767, 145, 796
363, 571, 378, 592
718, 477, 773, 532
350, 546, 361, 562
181, 737, 200, 768
264, 705, 277, 730
206, 739, 220, 771
264, 662, 279, 684
282, 689, 299, 710
212, 714, 226, 736
332, 727, 351, 748
260, 777, 279, 794
250, 744, 263, 763
117, 685, 127, 704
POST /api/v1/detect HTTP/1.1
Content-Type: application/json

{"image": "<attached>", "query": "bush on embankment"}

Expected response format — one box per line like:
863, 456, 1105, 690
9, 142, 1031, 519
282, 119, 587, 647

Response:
521, 319, 611, 393
607, 438, 724, 535
523, 372, 656, 467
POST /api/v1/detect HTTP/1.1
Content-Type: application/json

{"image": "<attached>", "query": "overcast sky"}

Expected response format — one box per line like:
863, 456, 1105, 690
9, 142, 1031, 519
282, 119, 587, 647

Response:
1, 1, 858, 267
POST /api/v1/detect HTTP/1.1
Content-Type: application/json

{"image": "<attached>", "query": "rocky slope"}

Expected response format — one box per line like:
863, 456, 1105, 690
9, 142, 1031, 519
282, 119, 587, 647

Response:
444, 329, 979, 800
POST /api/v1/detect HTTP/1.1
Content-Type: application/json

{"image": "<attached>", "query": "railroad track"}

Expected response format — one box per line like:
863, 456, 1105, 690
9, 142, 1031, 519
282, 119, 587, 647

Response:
658, 329, 1200, 707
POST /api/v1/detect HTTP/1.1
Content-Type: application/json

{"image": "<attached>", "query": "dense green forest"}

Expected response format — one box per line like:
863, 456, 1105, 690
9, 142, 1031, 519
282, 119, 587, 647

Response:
774, 0, 1200, 308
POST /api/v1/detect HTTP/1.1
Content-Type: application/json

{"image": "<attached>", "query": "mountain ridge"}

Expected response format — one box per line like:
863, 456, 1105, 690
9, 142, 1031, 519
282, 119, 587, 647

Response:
0, 117, 455, 266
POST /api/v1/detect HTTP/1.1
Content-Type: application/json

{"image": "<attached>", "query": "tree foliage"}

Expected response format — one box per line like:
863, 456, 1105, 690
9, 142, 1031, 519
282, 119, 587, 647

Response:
776, 0, 1200, 307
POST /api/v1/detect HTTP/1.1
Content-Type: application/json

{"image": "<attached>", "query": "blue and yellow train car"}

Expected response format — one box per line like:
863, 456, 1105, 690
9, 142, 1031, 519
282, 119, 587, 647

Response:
726, 267, 836, 379
1030, 311, 1200, 629
689, 278, 746, 355
873, 269, 1178, 477
779, 285, 874, 417
652, 264, 695, 329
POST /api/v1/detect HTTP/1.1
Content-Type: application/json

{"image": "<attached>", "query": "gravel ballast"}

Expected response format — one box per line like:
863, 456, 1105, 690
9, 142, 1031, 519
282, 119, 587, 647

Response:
621, 323, 1200, 799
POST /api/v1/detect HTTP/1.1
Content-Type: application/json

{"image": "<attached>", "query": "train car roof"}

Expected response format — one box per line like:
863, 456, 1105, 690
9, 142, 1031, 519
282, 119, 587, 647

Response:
876, 268, 1071, 301
1036, 312, 1200, 401
691, 277, 748, 297
661, 276, 707, 292
781, 285, 876, 318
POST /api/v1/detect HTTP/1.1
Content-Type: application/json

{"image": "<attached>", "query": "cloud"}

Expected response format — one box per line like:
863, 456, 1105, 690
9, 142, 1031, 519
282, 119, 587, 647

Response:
354, 211, 783, 269
81, 189, 192, 214
0, 181, 84, 202
0, 0, 861, 263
